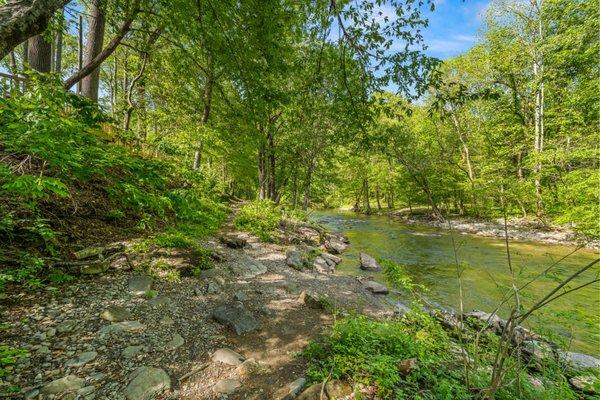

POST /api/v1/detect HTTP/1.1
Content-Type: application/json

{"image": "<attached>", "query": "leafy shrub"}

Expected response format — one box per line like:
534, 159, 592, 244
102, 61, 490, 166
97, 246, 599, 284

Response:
233, 200, 282, 241
0, 344, 27, 379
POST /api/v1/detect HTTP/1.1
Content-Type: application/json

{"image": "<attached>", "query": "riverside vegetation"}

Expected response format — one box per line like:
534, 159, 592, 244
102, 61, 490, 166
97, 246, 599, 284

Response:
0, 0, 599, 399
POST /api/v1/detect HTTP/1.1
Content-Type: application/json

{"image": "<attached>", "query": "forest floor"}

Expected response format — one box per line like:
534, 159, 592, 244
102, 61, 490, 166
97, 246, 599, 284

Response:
1, 214, 394, 399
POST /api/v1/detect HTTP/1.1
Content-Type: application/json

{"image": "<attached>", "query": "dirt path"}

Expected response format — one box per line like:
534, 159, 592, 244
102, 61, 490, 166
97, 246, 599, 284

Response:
0, 222, 393, 399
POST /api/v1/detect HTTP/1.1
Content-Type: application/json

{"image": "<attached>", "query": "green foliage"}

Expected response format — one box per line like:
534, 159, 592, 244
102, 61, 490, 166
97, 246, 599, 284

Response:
381, 259, 428, 294
47, 271, 76, 285
305, 312, 579, 399
0, 344, 28, 380
234, 200, 282, 241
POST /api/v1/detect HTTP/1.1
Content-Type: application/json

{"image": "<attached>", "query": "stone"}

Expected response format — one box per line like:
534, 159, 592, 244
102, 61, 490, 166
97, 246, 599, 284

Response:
212, 348, 245, 365
569, 375, 598, 394
220, 235, 247, 249
522, 340, 554, 366
229, 256, 267, 279
398, 358, 418, 376
98, 321, 145, 335
325, 379, 353, 398
283, 377, 306, 400
80, 262, 109, 275
234, 291, 248, 301
56, 320, 78, 333
363, 280, 389, 294
464, 310, 506, 333
167, 334, 185, 349
321, 252, 342, 265
527, 376, 544, 388
325, 239, 347, 254
160, 316, 174, 326
212, 304, 259, 335
314, 256, 334, 274
286, 249, 308, 270
298, 291, 324, 309
100, 305, 132, 322
124, 366, 171, 400
78, 386, 96, 397
40, 375, 85, 395
296, 383, 323, 400
359, 252, 381, 272
559, 351, 600, 373
122, 345, 146, 359
66, 351, 97, 367
235, 358, 264, 378
206, 281, 220, 294
128, 275, 153, 296
214, 378, 241, 394
148, 296, 171, 307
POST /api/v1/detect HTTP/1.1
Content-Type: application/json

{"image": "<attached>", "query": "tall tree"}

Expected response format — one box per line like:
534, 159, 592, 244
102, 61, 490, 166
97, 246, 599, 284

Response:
27, 34, 52, 72
81, 0, 106, 101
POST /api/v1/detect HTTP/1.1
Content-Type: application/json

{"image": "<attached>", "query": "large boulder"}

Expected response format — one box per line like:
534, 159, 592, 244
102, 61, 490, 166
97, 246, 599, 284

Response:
124, 366, 171, 400
321, 252, 342, 265
214, 378, 242, 394
298, 291, 325, 309
314, 256, 334, 274
212, 303, 259, 335
359, 253, 381, 272
325, 238, 348, 254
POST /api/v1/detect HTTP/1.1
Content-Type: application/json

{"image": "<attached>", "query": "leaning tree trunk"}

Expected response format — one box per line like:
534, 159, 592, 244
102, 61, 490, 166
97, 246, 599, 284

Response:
81, 0, 105, 102
27, 35, 52, 72
193, 55, 214, 170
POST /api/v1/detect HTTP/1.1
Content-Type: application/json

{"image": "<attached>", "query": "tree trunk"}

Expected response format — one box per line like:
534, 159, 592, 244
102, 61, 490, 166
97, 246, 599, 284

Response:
291, 173, 298, 209
193, 55, 214, 170
0, 0, 68, 60
375, 184, 382, 210
54, 27, 62, 73
363, 178, 371, 214
81, 0, 105, 102
302, 161, 315, 210
532, 0, 544, 218
27, 35, 52, 73
267, 130, 276, 200
123, 53, 148, 131
258, 143, 267, 200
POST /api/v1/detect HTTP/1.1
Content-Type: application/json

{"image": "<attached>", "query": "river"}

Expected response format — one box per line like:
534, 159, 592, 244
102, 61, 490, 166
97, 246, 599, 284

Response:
311, 210, 600, 355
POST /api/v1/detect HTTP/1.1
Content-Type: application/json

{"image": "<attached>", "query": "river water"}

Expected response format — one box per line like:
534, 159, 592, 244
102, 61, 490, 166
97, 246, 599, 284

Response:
311, 211, 600, 355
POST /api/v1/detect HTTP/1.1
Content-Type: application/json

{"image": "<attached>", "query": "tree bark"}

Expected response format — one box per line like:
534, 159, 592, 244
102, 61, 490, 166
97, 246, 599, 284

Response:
123, 53, 148, 131
64, 1, 140, 91
0, 0, 69, 60
193, 56, 214, 170
81, 0, 105, 101
27, 34, 51, 72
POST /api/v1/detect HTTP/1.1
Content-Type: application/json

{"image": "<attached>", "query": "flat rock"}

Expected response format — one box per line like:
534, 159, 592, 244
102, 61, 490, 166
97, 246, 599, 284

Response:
128, 275, 153, 296
40, 375, 85, 395
220, 235, 246, 248
325, 239, 347, 254
122, 345, 146, 359
100, 305, 132, 322
56, 320, 78, 333
359, 252, 381, 272
212, 304, 259, 335
314, 256, 334, 274
321, 252, 342, 265
214, 378, 242, 394
569, 375, 598, 394
148, 296, 171, 307
229, 255, 267, 279
325, 379, 353, 398
124, 366, 171, 400
363, 280, 389, 294
80, 262, 109, 275
166, 333, 185, 349
212, 348, 245, 365
99, 321, 145, 335
66, 351, 97, 367
559, 351, 600, 373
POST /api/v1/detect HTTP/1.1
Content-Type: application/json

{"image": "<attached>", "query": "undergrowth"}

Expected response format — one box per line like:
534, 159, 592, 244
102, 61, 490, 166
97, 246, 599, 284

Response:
0, 76, 227, 289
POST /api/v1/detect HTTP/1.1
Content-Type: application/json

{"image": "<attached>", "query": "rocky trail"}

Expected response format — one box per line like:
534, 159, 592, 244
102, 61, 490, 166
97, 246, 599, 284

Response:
0, 216, 394, 399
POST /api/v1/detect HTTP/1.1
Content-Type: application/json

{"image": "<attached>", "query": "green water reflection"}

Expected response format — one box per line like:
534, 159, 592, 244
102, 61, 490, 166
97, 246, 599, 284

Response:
312, 211, 600, 355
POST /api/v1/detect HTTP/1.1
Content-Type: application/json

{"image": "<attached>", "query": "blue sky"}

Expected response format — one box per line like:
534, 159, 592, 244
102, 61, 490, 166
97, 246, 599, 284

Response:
421, 0, 491, 59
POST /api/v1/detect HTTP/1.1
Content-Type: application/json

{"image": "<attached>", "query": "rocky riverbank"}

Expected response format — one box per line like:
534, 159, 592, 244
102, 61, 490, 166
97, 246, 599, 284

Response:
0, 217, 394, 399
390, 213, 600, 249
